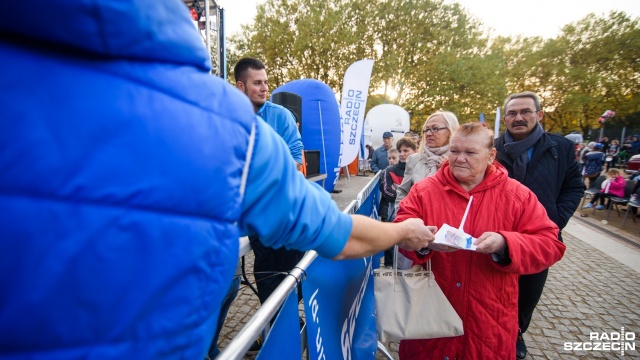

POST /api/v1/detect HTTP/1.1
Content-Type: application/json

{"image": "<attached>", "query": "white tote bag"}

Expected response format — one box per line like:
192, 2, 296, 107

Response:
373, 251, 464, 342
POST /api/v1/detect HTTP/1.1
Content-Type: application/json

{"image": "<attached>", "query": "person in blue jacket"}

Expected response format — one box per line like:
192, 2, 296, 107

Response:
629, 134, 640, 156
233, 56, 307, 354
0, 0, 435, 358
234, 57, 304, 167
234, 57, 307, 304
370, 132, 394, 173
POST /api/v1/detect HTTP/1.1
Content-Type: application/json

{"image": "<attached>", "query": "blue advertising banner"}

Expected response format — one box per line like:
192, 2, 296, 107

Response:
219, 173, 384, 359
257, 290, 302, 360
355, 176, 379, 220
302, 256, 378, 360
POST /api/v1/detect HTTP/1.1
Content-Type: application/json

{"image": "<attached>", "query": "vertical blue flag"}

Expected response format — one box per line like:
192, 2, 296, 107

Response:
479, 113, 485, 123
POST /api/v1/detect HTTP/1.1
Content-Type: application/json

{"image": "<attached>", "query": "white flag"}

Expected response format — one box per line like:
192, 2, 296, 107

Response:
337, 59, 374, 167
494, 107, 501, 139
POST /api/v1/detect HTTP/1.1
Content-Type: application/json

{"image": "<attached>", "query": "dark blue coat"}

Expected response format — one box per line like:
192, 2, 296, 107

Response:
496, 133, 585, 236
370, 145, 390, 173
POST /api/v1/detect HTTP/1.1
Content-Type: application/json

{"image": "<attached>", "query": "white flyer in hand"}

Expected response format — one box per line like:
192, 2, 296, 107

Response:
433, 223, 477, 251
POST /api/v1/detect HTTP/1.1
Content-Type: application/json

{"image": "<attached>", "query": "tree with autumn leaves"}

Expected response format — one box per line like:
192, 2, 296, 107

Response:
226, 0, 639, 135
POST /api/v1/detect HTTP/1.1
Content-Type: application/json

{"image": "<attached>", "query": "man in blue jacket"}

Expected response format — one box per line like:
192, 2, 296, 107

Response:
495, 91, 584, 359
233, 57, 306, 352
0, 0, 435, 358
370, 131, 394, 173
235, 57, 304, 168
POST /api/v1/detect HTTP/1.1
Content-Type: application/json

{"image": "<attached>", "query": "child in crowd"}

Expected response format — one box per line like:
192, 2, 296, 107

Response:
379, 139, 417, 267
387, 148, 399, 166
605, 139, 620, 171
582, 168, 625, 210
582, 143, 606, 188
377, 148, 399, 223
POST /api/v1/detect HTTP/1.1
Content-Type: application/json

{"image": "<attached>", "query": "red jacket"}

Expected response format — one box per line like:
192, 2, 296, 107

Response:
396, 161, 564, 360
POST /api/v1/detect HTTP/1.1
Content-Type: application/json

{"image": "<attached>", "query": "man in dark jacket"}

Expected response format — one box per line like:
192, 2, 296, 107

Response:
495, 91, 585, 360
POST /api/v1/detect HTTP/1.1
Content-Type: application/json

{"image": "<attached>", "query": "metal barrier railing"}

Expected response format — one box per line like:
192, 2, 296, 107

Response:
220, 250, 318, 359
219, 174, 382, 359
239, 236, 250, 257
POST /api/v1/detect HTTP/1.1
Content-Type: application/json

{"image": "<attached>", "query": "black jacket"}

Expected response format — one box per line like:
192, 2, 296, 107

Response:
496, 132, 585, 237
380, 161, 407, 203
378, 161, 406, 220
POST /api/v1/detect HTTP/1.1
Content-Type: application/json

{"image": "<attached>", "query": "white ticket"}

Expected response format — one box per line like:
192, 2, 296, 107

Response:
433, 223, 478, 251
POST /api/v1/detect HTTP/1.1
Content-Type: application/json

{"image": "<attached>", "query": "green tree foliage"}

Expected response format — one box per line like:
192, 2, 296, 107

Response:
368, 0, 505, 128
228, 0, 506, 130
513, 12, 640, 136
228, 2, 639, 136
228, 0, 376, 92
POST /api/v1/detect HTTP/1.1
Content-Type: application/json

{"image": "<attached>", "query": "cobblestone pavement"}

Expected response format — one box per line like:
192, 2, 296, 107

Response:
217, 173, 640, 359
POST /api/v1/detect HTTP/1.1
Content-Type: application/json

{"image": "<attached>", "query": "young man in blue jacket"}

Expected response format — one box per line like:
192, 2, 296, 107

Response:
233, 57, 306, 352
0, 1, 435, 358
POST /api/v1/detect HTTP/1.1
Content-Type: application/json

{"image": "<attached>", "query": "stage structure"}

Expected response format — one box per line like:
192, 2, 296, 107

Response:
183, 0, 226, 78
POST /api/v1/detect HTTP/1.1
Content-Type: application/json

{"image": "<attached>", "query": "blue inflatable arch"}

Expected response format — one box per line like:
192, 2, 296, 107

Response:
273, 79, 341, 192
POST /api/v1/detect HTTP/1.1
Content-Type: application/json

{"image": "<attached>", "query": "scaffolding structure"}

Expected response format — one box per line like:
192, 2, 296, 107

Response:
183, 0, 226, 78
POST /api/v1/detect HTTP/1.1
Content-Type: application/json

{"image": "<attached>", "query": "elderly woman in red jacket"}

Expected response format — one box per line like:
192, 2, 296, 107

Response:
396, 122, 566, 359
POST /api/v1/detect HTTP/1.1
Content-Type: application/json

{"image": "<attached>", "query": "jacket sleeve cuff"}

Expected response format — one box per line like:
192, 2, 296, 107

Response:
491, 242, 511, 265
313, 213, 352, 259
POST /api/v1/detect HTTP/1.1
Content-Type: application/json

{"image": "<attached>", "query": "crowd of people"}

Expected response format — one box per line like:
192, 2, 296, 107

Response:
5, 0, 632, 359
577, 134, 640, 174
371, 92, 584, 359
572, 133, 640, 215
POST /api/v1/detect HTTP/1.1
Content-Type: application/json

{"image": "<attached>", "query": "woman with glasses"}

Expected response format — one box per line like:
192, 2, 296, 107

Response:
395, 111, 460, 210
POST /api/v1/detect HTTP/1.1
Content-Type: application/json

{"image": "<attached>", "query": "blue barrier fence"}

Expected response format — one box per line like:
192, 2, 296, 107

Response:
219, 173, 383, 360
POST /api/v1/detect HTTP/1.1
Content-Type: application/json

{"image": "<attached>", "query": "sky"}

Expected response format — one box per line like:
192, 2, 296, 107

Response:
216, 0, 640, 39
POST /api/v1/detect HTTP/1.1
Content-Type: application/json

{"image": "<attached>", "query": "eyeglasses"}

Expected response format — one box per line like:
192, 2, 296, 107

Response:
422, 126, 448, 134
504, 109, 538, 120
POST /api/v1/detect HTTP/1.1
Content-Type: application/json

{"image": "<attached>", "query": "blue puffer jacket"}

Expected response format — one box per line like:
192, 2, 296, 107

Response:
0, 0, 278, 359
0, 1, 353, 358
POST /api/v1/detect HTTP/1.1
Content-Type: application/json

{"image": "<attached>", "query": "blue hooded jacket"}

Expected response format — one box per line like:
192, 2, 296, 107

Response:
629, 135, 640, 155
0, 0, 351, 358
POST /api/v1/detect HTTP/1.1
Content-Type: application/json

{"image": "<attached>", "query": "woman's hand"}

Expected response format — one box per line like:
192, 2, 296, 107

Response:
474, 232, 506, 254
